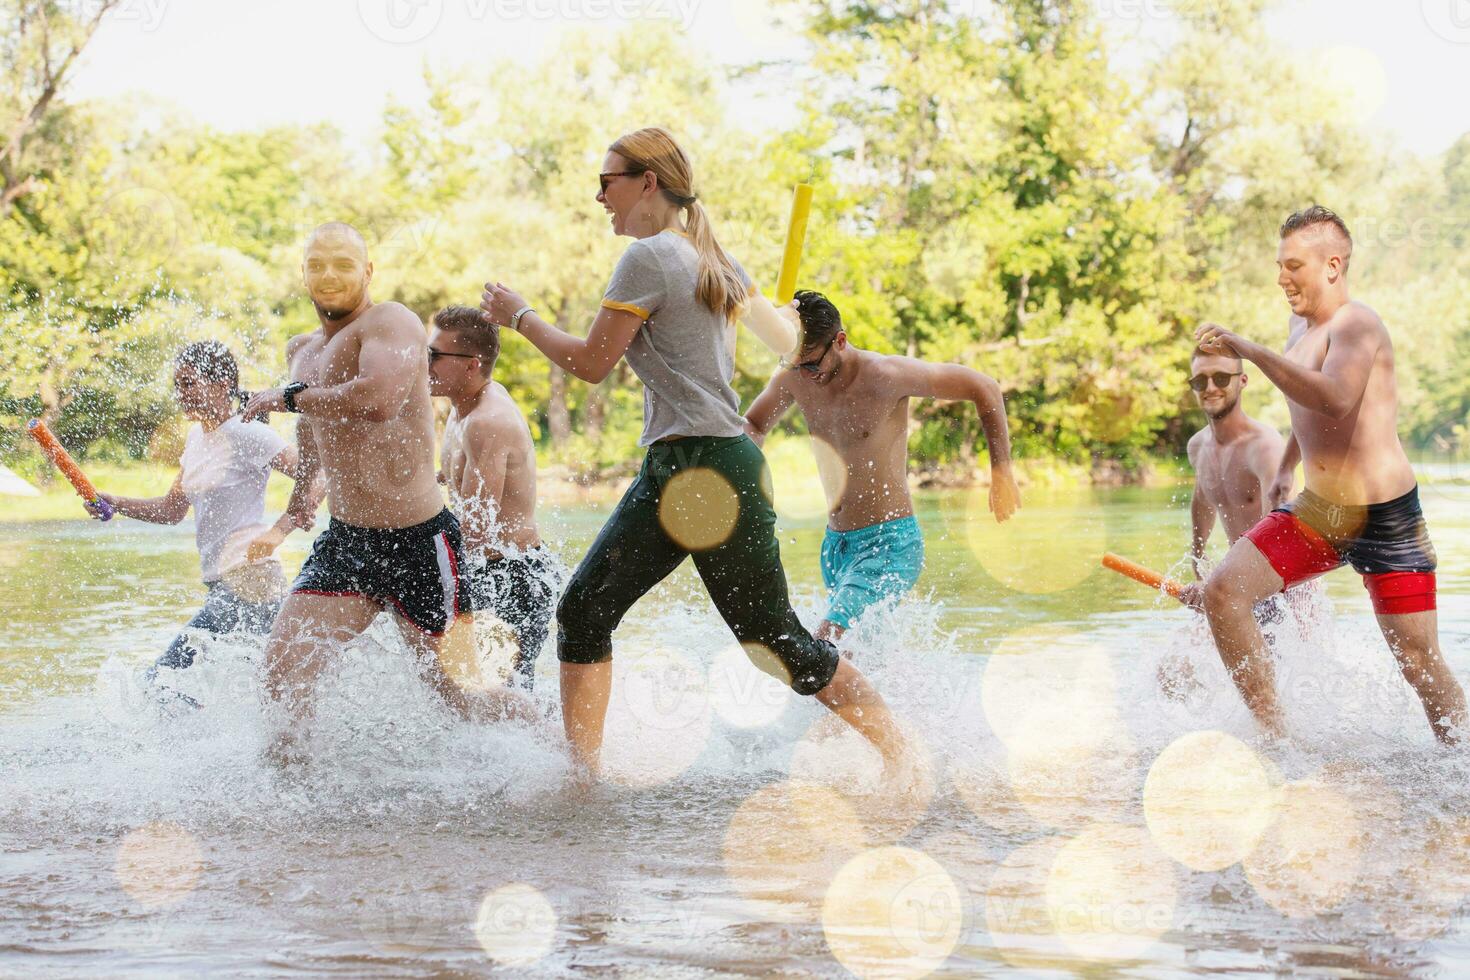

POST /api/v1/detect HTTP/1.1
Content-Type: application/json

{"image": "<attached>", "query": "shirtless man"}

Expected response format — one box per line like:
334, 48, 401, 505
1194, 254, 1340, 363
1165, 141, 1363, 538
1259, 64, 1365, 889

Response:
1176, 347, 1287, 607
428, 305, 563, 691
244, 223, 530, 763
1196, 206, 1467, 743
744, 290, 1021, 644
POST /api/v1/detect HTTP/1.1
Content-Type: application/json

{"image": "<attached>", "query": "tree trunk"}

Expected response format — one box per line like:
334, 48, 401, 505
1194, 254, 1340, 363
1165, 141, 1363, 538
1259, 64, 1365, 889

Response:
586, 379, 607, 440
547, 361, 570, 446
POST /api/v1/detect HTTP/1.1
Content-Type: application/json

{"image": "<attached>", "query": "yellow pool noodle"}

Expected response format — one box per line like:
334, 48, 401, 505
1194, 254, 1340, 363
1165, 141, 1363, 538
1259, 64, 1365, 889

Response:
775, 183, 813, 305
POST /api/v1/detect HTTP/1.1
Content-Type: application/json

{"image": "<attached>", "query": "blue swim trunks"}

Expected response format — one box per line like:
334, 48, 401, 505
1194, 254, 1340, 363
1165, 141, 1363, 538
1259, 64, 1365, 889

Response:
820, 515, 925, 630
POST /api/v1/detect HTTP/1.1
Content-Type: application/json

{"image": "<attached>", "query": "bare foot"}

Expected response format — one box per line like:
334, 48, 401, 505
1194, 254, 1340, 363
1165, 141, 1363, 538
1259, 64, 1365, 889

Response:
264, 731, 308, 770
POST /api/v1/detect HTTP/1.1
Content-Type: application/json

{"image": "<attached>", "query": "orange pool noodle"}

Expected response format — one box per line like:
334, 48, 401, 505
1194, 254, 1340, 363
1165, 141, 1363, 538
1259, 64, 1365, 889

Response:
1102, 552, 1184, 599
27, 418, 113, 520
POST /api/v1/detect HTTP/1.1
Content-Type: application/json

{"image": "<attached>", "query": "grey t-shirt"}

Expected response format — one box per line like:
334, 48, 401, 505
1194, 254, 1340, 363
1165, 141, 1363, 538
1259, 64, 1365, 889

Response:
602, 230, 750, 446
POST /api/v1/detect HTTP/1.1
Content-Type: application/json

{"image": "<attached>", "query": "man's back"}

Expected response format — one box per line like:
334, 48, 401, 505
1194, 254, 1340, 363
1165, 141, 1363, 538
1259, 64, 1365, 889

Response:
444, 382, 540, 554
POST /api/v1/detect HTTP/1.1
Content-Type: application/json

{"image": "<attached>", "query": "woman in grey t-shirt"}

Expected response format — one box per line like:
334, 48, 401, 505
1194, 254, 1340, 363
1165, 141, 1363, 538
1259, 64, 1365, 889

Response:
481, 127, 909, 780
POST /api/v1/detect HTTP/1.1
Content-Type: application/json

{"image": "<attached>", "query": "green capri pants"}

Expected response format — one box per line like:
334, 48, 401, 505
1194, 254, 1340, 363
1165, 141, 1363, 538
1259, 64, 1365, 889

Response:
557, 435, 840, 696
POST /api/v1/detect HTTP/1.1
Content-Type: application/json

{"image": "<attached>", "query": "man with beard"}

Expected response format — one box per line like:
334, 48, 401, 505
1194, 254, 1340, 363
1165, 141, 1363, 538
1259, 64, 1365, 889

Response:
244, 223, 531, 766
1176, 346, 1288, 606
743, 290, 1020, 647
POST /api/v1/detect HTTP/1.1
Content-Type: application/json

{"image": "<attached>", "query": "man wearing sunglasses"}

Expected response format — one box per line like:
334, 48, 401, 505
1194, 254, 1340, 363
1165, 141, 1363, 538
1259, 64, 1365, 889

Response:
743, 290, 1020, 647
243, 224, 533, 766
428, 305, 562, 695
1175, 347, 1288, 609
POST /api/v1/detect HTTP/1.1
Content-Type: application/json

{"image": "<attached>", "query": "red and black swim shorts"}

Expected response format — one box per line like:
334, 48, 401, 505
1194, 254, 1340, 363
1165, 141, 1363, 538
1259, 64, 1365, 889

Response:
1243, 486, 1437, 615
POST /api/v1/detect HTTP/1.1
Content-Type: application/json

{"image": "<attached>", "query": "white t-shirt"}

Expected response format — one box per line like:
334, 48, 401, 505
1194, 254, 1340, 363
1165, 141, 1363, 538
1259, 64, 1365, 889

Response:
179, 417, 287, 582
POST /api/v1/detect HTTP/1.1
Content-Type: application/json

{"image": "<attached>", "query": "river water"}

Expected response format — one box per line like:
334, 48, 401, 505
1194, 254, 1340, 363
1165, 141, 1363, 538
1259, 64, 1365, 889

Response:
3, 483, 1469, 977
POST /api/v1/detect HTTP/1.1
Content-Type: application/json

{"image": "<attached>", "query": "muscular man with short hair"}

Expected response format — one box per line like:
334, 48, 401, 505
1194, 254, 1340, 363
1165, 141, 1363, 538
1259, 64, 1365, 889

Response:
244, 224, 530, 764
1195, 206, 1467, 743
744, 290, 1021, 644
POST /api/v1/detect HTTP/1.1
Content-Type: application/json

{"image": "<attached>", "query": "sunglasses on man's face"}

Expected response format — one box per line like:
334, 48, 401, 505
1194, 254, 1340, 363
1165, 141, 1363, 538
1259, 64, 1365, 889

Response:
599, 169, 646, 194
428, 348, 478, 365
785, 338, 837, 374
1189, 371, 1241, 393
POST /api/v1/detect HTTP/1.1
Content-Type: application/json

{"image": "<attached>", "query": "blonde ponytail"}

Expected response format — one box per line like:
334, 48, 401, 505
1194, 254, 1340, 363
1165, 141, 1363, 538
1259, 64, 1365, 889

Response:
609, 127, 749, 321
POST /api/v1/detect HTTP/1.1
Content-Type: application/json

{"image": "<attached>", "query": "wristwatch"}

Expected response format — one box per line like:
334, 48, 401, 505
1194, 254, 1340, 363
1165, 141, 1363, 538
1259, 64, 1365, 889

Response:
283, 381, 308, 413
509, 305, 535, 331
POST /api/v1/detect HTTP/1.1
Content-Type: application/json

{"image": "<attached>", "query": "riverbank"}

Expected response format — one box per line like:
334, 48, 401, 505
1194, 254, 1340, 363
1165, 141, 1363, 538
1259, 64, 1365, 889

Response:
7, 438, 1464, 524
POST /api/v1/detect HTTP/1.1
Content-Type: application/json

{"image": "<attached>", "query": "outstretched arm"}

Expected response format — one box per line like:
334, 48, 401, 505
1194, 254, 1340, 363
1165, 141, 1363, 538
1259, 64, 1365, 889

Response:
283, 419, 325, 529
1196, 314, 1379, 420
738, 291, 799, 357
1189, 482, 1215, 573
1185, 435, 1213, 574
243, 309, 426, 423
898, 359, 1019, 521
482, 283, 643, 385
95, 471, 191, 525
743, 373, 796, 446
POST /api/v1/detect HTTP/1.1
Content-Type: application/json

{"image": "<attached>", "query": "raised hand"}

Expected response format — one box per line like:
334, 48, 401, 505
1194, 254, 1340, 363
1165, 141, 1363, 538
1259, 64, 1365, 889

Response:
243, 388, 286, 422
989, 464, 1021, 523
480, 282, 528, 328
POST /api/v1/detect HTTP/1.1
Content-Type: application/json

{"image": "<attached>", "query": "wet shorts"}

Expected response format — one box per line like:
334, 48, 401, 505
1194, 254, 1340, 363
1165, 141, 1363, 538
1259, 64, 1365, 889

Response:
459, 545, 565, 688
292, 509, 463, 636
1244, 486, 1437, 615
820, 516, 925, 631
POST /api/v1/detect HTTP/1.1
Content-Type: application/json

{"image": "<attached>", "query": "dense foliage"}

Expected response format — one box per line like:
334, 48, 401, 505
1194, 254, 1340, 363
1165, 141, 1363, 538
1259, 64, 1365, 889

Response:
2, 0, 1467, 480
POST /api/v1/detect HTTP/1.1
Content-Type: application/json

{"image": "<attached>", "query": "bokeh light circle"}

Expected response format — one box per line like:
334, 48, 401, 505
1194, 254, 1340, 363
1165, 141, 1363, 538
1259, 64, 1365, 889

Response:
474, 883, 557, 967
1045, 823, 1176, 961
982, 628, 1123, 756
822, 847, 963, 980
114, 822, 204, 909
723, 779, 867, 921
603, 646, 712, 788
981, 628, 1131, 828
965, 489, 1106, 594
1143, 730, 1278, 871
1242, 778, 1362, 917
658, 467, 740, 551
767, 435, 847, 522
708, 642, 791, 728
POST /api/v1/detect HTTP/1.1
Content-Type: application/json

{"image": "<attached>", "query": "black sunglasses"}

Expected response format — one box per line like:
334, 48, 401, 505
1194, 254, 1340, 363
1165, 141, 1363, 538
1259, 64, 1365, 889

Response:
429, 348, 478, 364
785, 337, 837, 374
599, 169, 647, 193
1189, 371, 1241, 392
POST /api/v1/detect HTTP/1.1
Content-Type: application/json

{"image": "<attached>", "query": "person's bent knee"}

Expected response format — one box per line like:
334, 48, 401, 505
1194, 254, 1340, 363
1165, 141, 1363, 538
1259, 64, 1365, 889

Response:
555, 588, 614, 665
1203, 570, 1244, 617
748, 635, 839, 697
